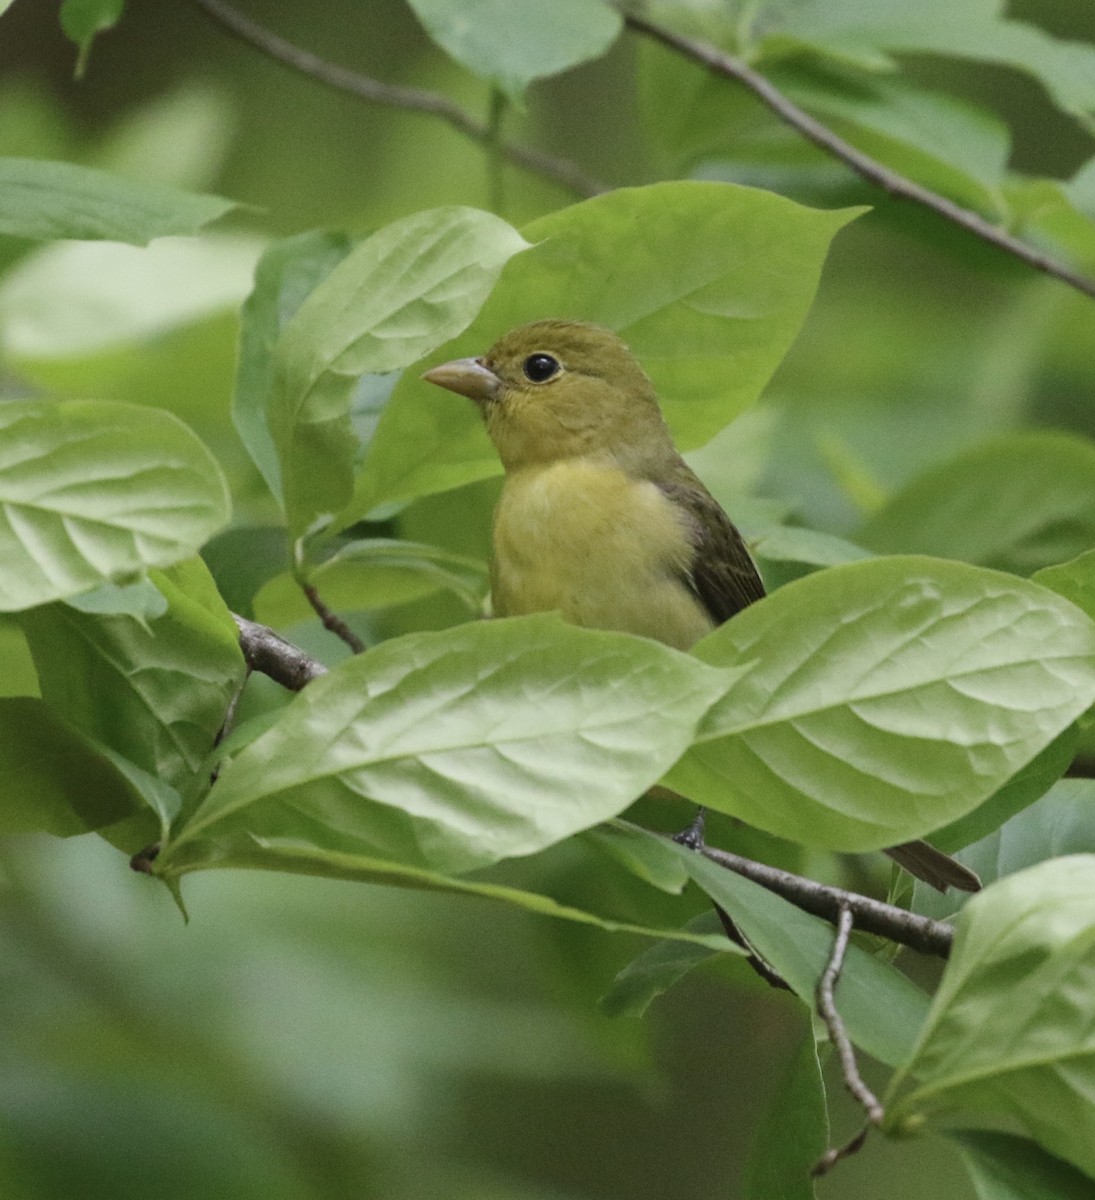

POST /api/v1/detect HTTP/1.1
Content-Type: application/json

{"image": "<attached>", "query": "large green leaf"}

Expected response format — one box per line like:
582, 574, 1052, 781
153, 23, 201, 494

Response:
0, 696, 144, 836
860, 433, 1095, 576
0, 156, 236, 243
269, 206, 528, 538
949, 1130, 1095, 1199
19, 558, 244, 793
159, 615, 732, 875
668, 557, 1095, 851
406, 0, 621, 99
233, 230, 353, 503
0, 400, 230, 611
677, 847, 930, 1067
347, 182, 860, 518
888, 856, 1095, 1178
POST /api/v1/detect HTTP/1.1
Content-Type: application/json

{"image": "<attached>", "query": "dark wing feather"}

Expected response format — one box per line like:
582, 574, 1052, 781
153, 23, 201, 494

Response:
656, 477, 766, 625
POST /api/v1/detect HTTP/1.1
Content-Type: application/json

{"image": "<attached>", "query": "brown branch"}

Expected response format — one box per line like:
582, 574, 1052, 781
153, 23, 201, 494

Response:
624, 13, 1095, 302
233, 614, 328, 689
301, 583, 366, 654
187, 0, 606, 198
695, 842, 954, 958
812, 906, 884, 1176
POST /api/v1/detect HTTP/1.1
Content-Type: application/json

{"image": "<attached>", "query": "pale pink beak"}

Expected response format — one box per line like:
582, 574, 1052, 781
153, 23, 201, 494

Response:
421, 357, 502, 405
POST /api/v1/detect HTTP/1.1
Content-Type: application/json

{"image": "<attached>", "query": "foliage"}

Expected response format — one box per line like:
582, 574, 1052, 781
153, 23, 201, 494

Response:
2, 1, 1095, 1198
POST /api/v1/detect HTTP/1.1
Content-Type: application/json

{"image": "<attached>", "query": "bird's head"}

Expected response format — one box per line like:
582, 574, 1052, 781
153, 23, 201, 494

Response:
422, 319, 673, 472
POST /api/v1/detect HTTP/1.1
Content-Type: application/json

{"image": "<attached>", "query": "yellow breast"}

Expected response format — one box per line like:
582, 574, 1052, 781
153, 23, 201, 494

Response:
491, 458, 714, 651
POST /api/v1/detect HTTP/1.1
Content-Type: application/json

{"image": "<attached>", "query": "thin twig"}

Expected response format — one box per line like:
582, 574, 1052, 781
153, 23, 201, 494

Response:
187, 0, 606, 198
695, 843, 954, 958
624, 13, 1095, 302
713, 903, 790, 991
812, 905, 884, 1176
234, 614, 328, 689
301, 582, 367, 653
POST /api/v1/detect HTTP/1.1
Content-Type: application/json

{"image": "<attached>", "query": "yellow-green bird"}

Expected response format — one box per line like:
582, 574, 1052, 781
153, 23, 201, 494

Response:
424, 319, 979, 894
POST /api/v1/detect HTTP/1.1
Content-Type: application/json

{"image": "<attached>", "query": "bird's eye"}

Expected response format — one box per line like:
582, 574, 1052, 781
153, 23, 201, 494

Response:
522, 353, 561, 383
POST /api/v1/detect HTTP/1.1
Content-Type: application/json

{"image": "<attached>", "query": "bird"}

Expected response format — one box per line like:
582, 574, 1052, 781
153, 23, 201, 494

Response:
423, 319, 979, 894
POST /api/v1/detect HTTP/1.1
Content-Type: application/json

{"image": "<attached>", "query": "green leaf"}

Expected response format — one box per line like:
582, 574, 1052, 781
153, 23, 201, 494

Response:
0, 400, 230, 611
677, 846, 930, 1066
743, 1024, 828, 1200
755, 0, 1095, 133
160, 615, 732, 875
270, 206, 528, 539
349, 182, 861, 516
601, 910, 733, 1019
233, 230, 353, 503
0, 696, 144, 835
1034, 550, 1095, 624
155, 834, 732, 949
750, 523, 872, 568
668, 557, 1095, 851
0, 157, 236, 243
949, 1130, 1095, 1200
406, 0, 622, 100
59, 0, 124, 77
584, 820, 690, 894
19, 558, 244, 794
860, 433, 1095, 575
888, 856, 1095, 1178
253, 539, 489, 625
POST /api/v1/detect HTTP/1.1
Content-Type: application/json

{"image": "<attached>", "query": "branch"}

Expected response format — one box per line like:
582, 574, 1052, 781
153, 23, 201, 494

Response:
302, 582, 366, 654
234, 614, 328, 690
694, 842, 954, 958
624, 13, 1095, 302
187, 0, 606, 198
812, 906, 884, 1176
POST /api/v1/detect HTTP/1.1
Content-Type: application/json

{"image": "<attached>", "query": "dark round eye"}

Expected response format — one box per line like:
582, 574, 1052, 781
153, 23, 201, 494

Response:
522, 352, 560, 383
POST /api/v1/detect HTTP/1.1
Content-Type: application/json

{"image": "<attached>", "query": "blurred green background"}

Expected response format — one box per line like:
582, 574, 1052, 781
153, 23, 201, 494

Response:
2, 2, 1093, 1196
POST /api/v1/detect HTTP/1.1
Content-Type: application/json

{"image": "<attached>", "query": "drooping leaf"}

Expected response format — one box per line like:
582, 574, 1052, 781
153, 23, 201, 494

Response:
348, 182, 861, 517
0, 400, 230, 611
888, 856, 1095, 1179
676, 845, 930, 1067
20, 558, 244, 793
0, 696, 144, 836
949, 1130, 1095, 1200
0, 156, 236, 243
406, 0, 622, 100
233, 230, 353, 503
270, 206, 529, 538
859, 433, 1095, 575
59, 0, 124, 76
668, 557, 1095, 851
159, 615, 733, 875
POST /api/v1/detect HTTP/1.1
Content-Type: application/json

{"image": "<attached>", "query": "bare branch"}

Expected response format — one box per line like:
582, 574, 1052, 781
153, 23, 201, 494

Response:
624, 13, 1095, 302
187, 0, 606, 198
234, 613, 328, 689
694, 842, 954, 958
302, 582, 366, 654
812, 906, 884, 1176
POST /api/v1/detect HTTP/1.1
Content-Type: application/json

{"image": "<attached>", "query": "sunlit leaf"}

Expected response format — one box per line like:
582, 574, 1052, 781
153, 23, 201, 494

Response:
669, 557, 1095, 851
0, 400, 230, 611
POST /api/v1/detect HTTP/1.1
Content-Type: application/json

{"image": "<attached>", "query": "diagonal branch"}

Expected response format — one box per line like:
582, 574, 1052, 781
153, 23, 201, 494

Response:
624, 13, 1095, 302
187, 0, 606, 198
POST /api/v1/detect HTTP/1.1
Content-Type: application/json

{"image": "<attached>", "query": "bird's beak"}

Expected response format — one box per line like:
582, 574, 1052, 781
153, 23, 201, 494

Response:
421, 357, 502, 406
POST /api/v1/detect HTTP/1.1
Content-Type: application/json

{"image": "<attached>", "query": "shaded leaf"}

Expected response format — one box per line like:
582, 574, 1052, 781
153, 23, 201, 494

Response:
669, 557, 1095, 851
1034, 549, 1095, 624
949, 1129, 1095, 1200
0, 156, 236, 243
59, 0, 124, 76
888, 856, 1095, 1179
0, 400, 230, 611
